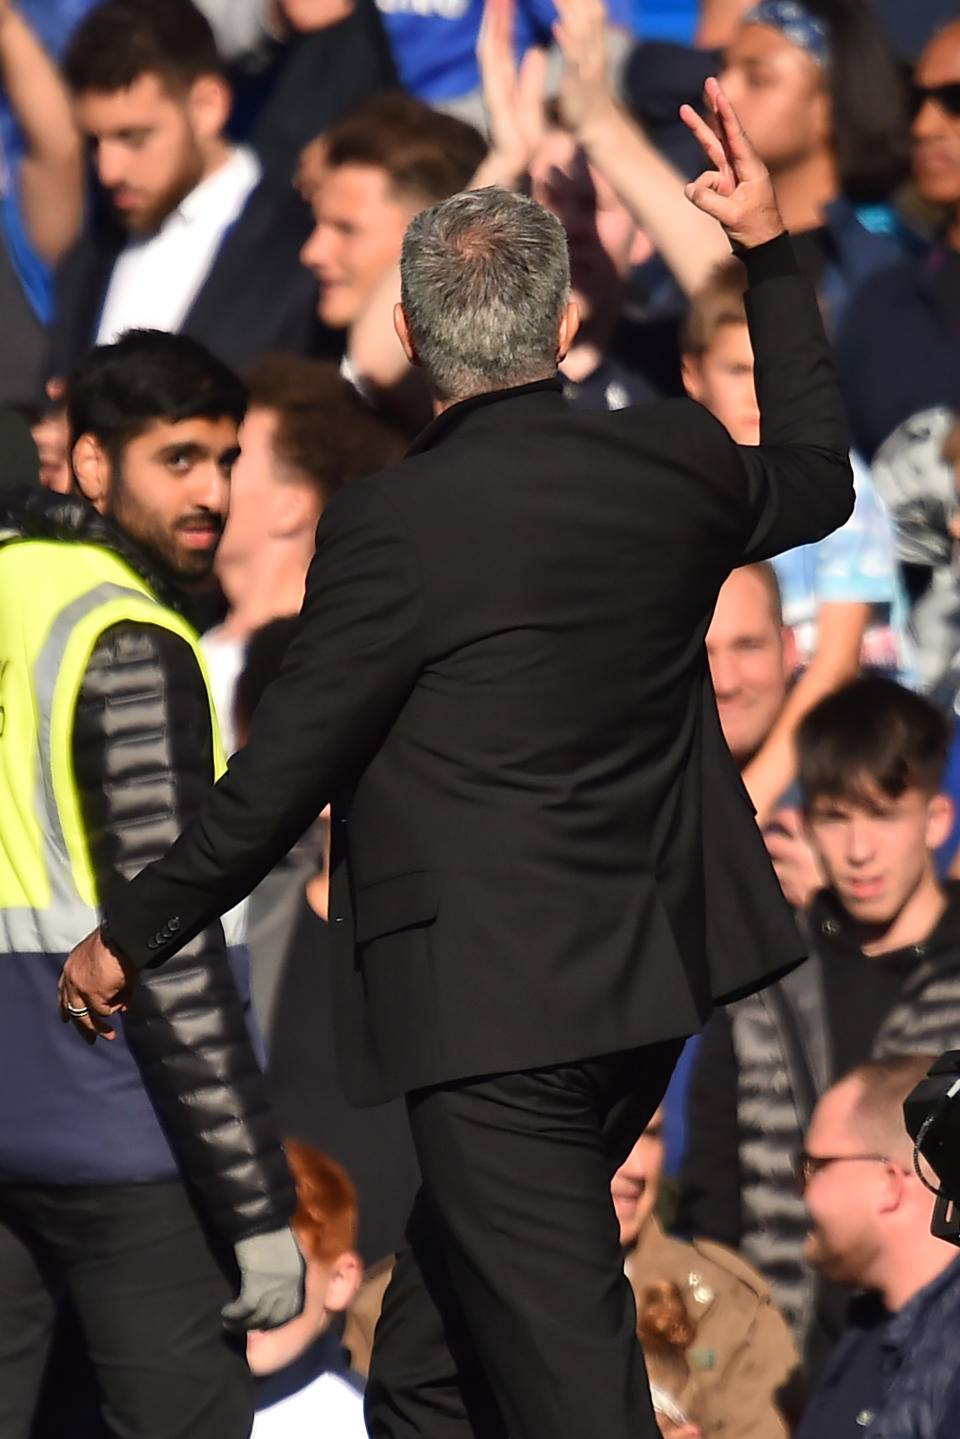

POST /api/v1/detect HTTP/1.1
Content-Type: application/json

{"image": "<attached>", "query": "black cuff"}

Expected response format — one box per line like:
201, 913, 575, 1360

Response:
734, 231, 797, 285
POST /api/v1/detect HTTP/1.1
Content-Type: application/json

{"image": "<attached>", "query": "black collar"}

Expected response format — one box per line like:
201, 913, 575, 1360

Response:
0, 488, 191, 617
406, 377, 565, 457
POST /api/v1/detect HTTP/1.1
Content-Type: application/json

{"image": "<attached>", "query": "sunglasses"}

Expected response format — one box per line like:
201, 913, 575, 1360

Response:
910, 83, 960, 120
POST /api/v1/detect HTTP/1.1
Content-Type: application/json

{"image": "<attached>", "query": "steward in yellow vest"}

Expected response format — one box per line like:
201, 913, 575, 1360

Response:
0, 331, 301, 1439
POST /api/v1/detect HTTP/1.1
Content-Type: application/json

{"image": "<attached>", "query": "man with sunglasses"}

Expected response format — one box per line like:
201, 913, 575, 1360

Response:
838, 20, 960, 467
792, 1053, 960, 1439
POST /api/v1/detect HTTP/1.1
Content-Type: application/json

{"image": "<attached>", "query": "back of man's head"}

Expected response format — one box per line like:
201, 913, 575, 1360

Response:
797, 676, 951, 811
67, 329, 246, 462
63, 0, 221, 98
400, 187, 571, 403
324, 92, 486, 207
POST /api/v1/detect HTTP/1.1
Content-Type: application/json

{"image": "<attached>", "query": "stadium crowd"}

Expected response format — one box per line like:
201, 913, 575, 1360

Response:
4, 0, 960, 1434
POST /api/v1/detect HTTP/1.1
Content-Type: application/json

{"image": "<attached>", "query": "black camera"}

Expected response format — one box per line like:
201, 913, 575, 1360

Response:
903, 1050, 960, 1246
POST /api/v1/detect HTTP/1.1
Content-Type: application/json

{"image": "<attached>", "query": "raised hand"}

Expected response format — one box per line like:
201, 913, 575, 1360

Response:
553, 0, 616, 140
680, 77, 784, 249
475, 0, 546, 187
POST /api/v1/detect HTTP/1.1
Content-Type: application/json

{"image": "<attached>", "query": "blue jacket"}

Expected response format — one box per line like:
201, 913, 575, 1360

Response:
798, 1257, 960, 1439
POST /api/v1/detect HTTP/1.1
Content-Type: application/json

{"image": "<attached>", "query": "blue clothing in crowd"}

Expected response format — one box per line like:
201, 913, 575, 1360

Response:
373, 0, 632, 102
0, 0, 97, 324
796, 1257, 960, 1439
773, 456, 908, 679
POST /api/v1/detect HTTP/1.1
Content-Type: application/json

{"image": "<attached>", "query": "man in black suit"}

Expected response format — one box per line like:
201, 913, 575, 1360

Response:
61, 68, 853, 1439
45, 0, 323, 386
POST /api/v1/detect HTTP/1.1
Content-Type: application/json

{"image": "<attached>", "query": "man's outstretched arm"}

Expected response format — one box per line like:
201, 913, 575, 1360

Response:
60, 486, 425, 1036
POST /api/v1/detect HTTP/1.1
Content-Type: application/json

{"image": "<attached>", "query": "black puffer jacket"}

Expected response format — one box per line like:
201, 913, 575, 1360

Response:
11, 489, 296, 1243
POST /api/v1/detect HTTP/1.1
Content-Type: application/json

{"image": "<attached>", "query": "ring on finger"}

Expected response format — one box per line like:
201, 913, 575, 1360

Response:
66, 1003, 90, 1017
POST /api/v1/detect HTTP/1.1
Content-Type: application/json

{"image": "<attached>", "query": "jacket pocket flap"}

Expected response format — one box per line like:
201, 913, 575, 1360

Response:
355, 870, 442, 944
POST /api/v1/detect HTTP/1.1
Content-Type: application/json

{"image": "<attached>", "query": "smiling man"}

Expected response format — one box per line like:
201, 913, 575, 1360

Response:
46, 0, 320, 383
0, 329, 303, 1437
793, 1056, 960, 1439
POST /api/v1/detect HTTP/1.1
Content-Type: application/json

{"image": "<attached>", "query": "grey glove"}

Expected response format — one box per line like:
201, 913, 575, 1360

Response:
222, 1225, 305, 1332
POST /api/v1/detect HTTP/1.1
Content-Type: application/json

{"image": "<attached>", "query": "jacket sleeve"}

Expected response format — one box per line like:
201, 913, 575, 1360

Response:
732, 233, 855, 562
73, 619, 296, 1244
102, 488, 425, 971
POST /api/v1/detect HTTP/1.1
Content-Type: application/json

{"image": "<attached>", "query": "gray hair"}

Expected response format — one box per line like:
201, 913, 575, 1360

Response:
400, 187, 571, 403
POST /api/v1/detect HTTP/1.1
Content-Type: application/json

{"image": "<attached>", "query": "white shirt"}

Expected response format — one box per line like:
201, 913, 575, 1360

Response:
96, 146, 262, 344
200, 627, 247, 758
252, 1372, 369, 1439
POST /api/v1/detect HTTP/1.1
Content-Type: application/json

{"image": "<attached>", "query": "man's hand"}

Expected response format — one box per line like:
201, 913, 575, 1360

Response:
58, 927, 135, 1044
222, 1227, 306, 1332
763, 808, 825, 911
553, 0, 617, 140
680, 77, 784, 249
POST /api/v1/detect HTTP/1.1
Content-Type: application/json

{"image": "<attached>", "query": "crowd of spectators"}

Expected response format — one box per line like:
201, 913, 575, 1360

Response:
6, 0, 960, 1433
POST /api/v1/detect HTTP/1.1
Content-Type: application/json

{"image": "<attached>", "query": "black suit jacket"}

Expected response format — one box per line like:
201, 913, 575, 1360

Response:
105, 236, 854, 1105
45, 176, 327, 382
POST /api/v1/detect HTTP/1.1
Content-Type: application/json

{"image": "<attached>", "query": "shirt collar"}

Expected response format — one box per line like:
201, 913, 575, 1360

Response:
405, 377, 565, 458
174, 145, 261, 230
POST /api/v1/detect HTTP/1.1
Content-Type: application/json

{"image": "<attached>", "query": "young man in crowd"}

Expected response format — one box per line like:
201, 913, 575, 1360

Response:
0, 329, 302, 1436
47, 0, 321, 382
248, 1141, 366, 1438
682, 677, 960, 1378
794, 1056, 960, 1438
203, 354, 404, 1041
298, 92, 486, 424
204, 353, 405, 754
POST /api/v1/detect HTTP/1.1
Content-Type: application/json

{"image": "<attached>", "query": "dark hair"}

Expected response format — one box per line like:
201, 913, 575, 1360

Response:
241, 353, 405, 506
233, 616, 299, 742
63, 0, 222, 96
67, 329, 246, 466
323, 92, 487, 205
796, 0, 910, 202
797, 676, 952, 807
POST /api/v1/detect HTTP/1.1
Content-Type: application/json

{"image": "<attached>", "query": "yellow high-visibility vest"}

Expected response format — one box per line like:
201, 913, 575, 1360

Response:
0, 537, 226, 954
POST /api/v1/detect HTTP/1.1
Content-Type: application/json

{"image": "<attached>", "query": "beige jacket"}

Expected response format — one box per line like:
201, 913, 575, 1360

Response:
627, 1218, 798, 1439
344, 1220, 798, 1439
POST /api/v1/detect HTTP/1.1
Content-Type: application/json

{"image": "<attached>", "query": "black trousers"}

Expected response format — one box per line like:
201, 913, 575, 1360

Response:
366, 1037, 684, 1439
0, 1180, 252, 1439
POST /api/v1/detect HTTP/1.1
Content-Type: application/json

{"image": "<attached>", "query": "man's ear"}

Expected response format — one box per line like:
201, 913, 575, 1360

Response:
72, 434, 111, 513
393, 303, 420, 368
926, 792, 955, 853
556, 300, 580, 363
681, 353, 704, 403
322, 1250, 362, 1315
187, 73, 232, 147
